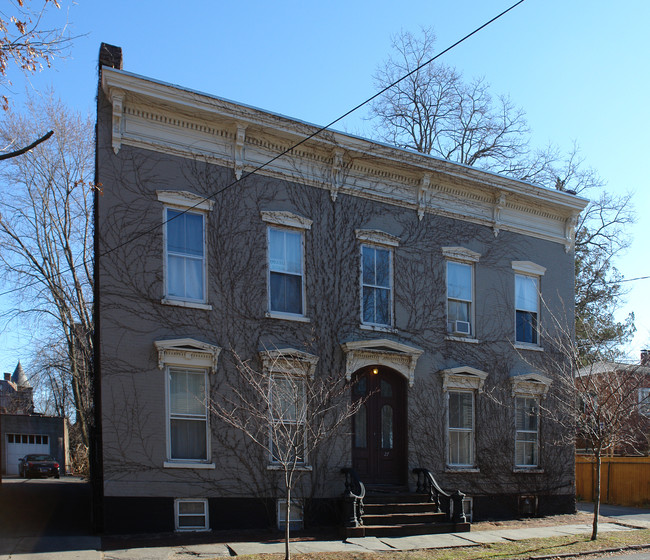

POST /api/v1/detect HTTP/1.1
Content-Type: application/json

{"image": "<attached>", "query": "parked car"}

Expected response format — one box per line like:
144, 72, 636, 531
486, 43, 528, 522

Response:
18, 454, 60, 478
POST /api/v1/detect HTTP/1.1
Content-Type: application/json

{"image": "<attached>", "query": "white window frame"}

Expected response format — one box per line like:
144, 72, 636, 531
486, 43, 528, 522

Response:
439, 366, 488, 471
157, 191, 214, 310
155, 338, 221, 469
512, 261, 546, 349
447, 390, 475, 467
510, 373, 551, 470
443, 248, 480, 341
260, 349, 318, 468
639, 388, 650, 416
514, 396, 540, 468
356, 230, 399, 330
277, 498, 304, 530
262, 211, 312, 322
167, 367, 210, 464
174, 498, 209, 532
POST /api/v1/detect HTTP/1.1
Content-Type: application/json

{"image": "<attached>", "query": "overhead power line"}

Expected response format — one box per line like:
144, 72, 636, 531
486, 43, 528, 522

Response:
0, 0, 527, 299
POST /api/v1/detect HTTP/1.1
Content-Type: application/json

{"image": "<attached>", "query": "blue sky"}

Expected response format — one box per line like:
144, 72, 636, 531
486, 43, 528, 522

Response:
1, 0, 649, 374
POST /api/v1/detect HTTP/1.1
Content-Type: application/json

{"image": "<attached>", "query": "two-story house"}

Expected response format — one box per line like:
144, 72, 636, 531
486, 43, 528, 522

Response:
94, 44, 588, 534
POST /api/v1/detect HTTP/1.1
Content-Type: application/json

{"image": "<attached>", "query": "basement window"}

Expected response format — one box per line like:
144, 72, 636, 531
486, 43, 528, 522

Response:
174, 498, 209, 532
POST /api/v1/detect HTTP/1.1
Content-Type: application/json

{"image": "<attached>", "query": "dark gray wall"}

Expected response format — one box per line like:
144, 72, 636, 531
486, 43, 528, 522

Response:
95, 83, 576, 520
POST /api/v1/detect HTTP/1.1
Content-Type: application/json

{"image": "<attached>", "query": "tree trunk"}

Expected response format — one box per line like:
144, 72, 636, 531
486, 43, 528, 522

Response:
591, 452, 601, 540
285, 486, 291, 560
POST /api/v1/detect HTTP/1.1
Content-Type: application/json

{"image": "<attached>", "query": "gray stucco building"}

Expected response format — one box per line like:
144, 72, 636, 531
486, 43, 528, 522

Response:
95, 45, 588, 534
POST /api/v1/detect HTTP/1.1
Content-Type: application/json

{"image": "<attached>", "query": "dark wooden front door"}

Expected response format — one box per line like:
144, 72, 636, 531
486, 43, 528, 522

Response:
351, 367, 407, 485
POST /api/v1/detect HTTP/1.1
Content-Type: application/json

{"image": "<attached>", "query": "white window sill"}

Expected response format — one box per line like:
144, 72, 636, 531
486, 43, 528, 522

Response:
267, 464, 313, 472
265, 312, 311, 323
445, 467, 480, 473
514, 343, 544, 352
161, 298, 212, 311
445, 336, 479, 344
163, 461, 216, 470
513, 467, 544, 473
360, 323, 396, 333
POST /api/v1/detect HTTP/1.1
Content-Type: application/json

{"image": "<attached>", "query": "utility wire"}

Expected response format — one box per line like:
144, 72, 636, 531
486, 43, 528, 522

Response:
97, 0, 527, 258
0, 0, 527, 299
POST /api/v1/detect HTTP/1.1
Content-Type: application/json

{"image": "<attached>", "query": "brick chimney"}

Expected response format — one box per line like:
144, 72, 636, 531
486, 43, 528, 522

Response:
3, 373, 9, 381
641, 349, 650, 366
99, 43, 123, 71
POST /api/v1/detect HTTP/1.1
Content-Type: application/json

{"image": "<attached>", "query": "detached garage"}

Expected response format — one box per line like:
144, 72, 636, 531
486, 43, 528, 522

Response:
1, 415, 67, 476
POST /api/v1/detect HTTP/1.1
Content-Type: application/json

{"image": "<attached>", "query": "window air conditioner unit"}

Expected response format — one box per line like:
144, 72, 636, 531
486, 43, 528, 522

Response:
454, 321, 471, 335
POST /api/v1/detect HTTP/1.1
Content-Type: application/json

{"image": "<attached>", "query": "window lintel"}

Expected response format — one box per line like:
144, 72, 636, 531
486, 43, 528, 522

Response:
440, 367, 488, 392
261, 210, 312, 230
157, 190, 214, 211
154, 338, 222, 373
355, 229, 400, 247
510, 373, 552, 397
442, 246, 481, 263
259, 348, 319, 378
512, 261, 546, 276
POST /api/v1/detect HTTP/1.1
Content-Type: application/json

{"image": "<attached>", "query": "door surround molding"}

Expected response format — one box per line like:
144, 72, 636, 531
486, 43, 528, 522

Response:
341, 339, 423, 387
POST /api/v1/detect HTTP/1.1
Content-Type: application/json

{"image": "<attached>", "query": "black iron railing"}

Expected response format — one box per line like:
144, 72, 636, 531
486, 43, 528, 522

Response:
412, 467, 466, 523
341, 468, 365, 527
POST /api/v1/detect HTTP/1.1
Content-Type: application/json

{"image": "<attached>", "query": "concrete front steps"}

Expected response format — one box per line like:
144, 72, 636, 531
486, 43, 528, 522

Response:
344, 492, 470, 538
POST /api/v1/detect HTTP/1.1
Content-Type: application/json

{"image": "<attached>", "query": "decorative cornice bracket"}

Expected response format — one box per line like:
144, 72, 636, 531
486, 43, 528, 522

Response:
109, 88, 125, 154
234, 123, 247, 180
330, 148, 345, 202
417, 173, 432, 221
564, 212, 579, 253
493, 193, 506, 237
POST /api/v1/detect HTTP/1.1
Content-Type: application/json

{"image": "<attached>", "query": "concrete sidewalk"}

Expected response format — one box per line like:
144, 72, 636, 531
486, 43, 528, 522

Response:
0, 518, 644, 560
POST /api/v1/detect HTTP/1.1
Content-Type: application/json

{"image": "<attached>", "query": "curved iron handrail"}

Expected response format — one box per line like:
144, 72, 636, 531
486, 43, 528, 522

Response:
341, 468, 365, 527
341, 467, 365, 500
412, 467, 466, 523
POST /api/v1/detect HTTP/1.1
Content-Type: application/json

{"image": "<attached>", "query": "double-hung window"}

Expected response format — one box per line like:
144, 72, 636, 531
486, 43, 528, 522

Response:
515, 275, 539, 344
168, 367, 208, 461
270, 375, 306, 464
361, 245, 392, 326
158, 191, 213, 307
448, 391, 474, 466
440, 366, 488, 470
447, 262, 473, 336
260, 348, 318, 467
268, 227, 304, 316
443, 248, 480, 339
261, 211, 312, 320
515, 396, 539, 467
357, 230, 399, 329
512, 262, 546, 346
155, 338, 221, 468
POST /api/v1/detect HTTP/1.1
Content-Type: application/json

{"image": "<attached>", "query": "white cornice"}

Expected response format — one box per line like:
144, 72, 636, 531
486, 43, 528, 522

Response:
512, 261, 547, 276
355, 229, 400, 247
440, 366, 489, 393
156, 190, 214, 211
101, 68, 589, 247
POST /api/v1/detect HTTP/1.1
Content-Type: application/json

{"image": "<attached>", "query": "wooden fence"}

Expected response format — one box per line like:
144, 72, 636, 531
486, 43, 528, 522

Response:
576, 456, 650, 506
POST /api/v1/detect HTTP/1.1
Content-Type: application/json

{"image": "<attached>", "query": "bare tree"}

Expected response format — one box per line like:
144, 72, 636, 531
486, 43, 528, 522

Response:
532, 301, 650, 540
0, 94, 94, 457
0, 0, 74, 108
371, 28, 530, 175
212, 348, 362, 560
370, 27, 635, 362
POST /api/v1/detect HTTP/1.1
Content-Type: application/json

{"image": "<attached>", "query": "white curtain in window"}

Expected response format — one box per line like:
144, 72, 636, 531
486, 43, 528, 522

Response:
515, 275, 538, 312
447, 262, 471, 301
169, 368, 207, 461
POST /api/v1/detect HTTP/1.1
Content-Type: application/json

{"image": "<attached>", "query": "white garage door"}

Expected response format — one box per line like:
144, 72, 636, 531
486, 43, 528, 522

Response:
5, 434, 50, 475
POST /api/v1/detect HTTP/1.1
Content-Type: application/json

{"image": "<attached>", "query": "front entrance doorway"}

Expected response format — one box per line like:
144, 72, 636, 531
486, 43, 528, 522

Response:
351, 366, 407, 485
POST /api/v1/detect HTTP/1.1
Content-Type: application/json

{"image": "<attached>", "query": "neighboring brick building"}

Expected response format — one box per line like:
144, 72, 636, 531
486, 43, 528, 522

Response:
1, 362, 67, 475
